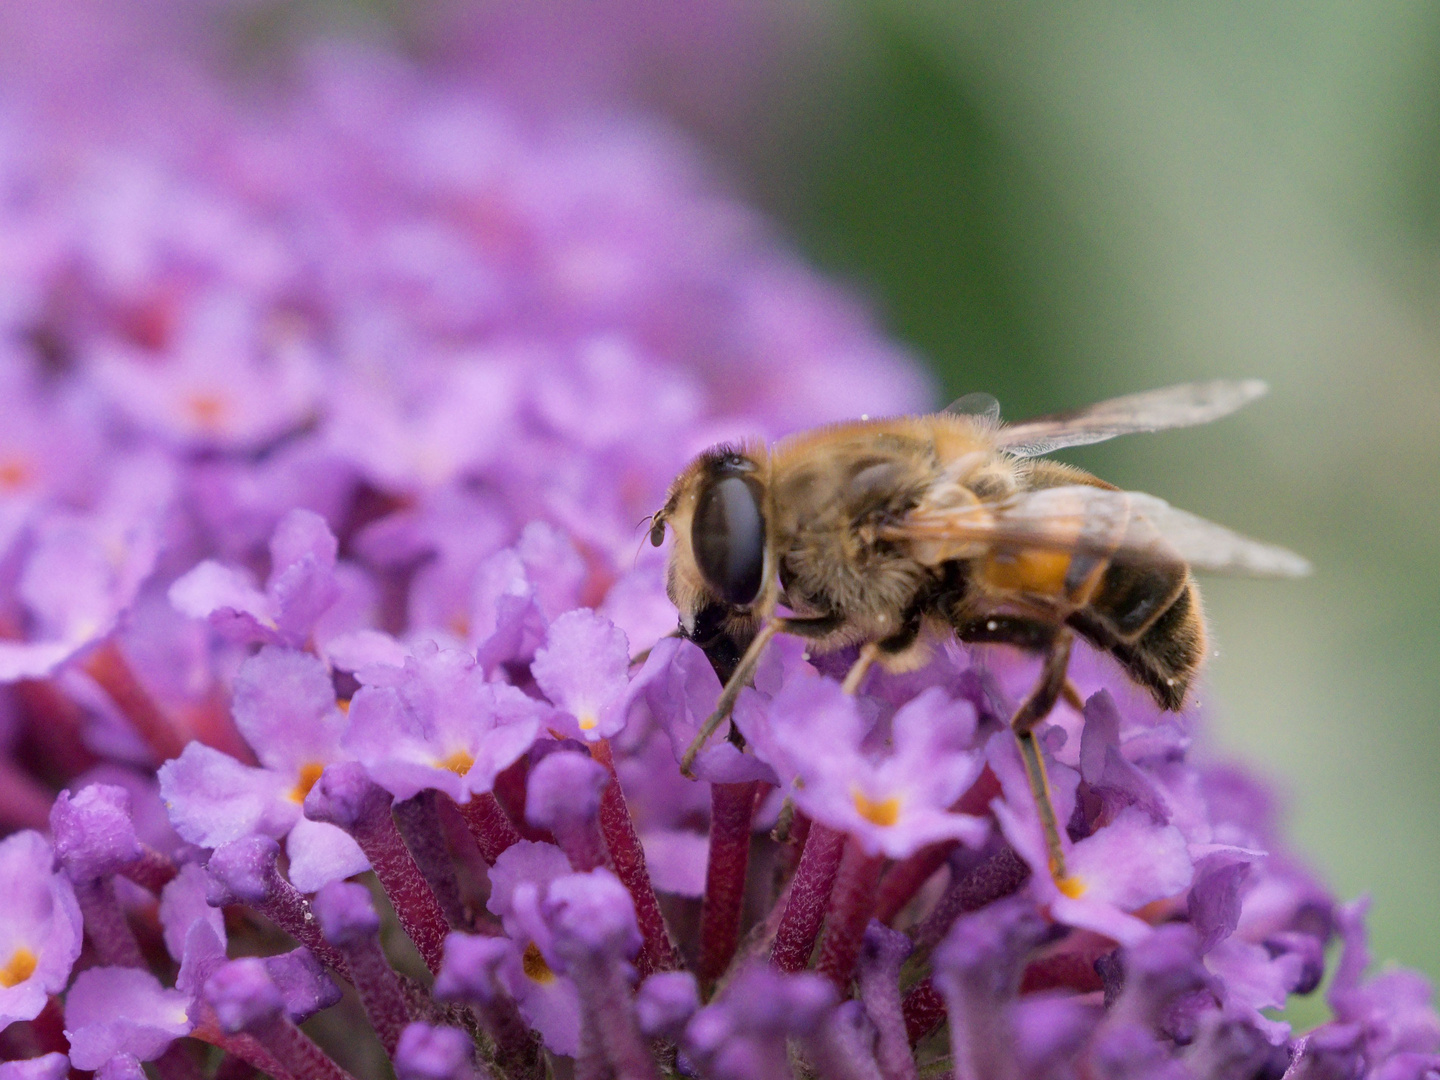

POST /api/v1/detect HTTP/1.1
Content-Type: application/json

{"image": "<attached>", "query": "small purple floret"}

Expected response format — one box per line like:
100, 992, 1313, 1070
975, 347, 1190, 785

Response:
169, 508, 343, 648
303, 761, 390, 830
261, 948, 343, 1023
394, 1023, 487, 1080
50, 784, 143, 882
205, 835, 282, 906
0, 1055, 70, 1080
0, 831, 84, 1028
525, 751, 608, 831
204, 958, 286, 1033
312, 880, 382, 947
540, 869, 643, 964
635, 972, 699, 1039
434, 933, 514, 1005
62, 966, 191, 1070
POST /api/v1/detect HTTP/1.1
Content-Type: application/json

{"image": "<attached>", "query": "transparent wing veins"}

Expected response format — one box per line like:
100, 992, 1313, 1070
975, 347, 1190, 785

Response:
996, 379, 1269, 458
892, 484, 1311, 578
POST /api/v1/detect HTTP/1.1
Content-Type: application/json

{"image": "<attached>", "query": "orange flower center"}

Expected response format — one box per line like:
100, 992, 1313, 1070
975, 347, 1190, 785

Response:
289, 762, 326, 803
852, 789, 901, 827
0, 458, 32, 493
0, 947, 37, 988
186, 392, 228, 430
437, 750, 475, 776
522, 942, 555, 984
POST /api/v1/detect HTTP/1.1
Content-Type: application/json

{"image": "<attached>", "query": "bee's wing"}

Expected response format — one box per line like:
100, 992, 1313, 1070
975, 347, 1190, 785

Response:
943, 392, 1002, 423
892, 484, 1311, 578
996, 380, 1268, 458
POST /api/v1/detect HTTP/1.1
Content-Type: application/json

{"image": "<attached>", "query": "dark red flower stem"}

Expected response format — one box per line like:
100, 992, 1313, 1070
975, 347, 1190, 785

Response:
783, 811, 812, 873
194, 1009, 357, 1080
910, 846, 1030, 959
493, 759, 550, 843
698, 781, 759, 986
815, 838, 886, 990
354, 811, 450, 974
901, 978, 946, 1044
464, 994, 544, 1080
393, 791, 468, 929
0, 759, 57, 831
307, 766, 451, 972
326, 932, 417, 1056
13, 678, 100, 778
120, 844, 180, 894
770, 822, 846, 973
83, 641, 189, 763
193, 1025, 294, 1080
590, 739, 677, 976
153, 1044, 204, 1080
874, 841, 957, 925
222, 851, 352, 980
74, 876, 145, 967
456, 792, 524, 865
570, 958, 662, 1080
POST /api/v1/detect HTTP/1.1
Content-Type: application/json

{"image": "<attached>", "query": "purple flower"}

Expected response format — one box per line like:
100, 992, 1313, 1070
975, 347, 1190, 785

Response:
0, 455, 173, 682
988, 727, 1192, 946
1328, 899, 1440, 1068
0, 831, 83, 1028
738, 676, 988, 858
343, 640, 549, 803
158, 863, 226, 967
484, 841, 582, 1055
0, 7, 1430, 1078
394, 1022, 488, 1080
635, 971, 699, 1039
643, 635, 777, 784
92, 288, 323, 452
684, 965, 837, 1080
530, 609, 633, 742
168, 508, 346, 649
62, 966, 191, 1070
0, 1055, 70, 1080
203, 958, 286, 1034
326, 351, 520, 495
534, 868, 643, 967
50, 783, 144, 882
157, 646, 367, 891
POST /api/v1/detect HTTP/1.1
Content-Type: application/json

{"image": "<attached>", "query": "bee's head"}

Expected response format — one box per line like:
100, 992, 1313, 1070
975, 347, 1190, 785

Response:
652, 446, 769, 630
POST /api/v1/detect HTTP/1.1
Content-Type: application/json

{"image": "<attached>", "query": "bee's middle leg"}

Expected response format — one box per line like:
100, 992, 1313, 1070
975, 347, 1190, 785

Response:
840, 602, 929, 695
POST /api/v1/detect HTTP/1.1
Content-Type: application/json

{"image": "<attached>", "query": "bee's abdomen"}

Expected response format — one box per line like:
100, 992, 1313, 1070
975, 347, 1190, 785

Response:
1067, 562, 1204, 711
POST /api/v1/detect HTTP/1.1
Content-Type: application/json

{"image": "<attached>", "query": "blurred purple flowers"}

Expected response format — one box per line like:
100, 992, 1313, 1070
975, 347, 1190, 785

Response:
0, 6, 1434, 1080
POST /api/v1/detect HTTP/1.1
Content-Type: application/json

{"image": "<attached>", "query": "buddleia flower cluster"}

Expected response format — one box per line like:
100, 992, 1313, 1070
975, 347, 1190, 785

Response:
0, 9, 1436, 1080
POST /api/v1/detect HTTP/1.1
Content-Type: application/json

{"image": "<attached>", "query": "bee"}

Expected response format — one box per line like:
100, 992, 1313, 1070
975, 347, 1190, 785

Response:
649, 380, 1309, 883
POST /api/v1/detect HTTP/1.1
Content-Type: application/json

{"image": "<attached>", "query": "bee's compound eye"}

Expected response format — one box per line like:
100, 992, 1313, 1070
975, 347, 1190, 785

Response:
692, 474, 766, 606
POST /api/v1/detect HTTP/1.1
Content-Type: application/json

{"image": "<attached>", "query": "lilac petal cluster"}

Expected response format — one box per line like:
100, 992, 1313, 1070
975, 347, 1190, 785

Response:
0, 7, 1433, 1080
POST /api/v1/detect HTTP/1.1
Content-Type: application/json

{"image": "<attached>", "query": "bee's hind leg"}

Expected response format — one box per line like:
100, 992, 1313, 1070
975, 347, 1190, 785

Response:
1011, 631, 1074, 885
958, 617, 1076, 885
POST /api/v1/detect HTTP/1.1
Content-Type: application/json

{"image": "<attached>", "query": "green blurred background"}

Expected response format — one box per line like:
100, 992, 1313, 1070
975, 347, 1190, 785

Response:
250, 0, 1440, 1011
734, 2, 1440, 1001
